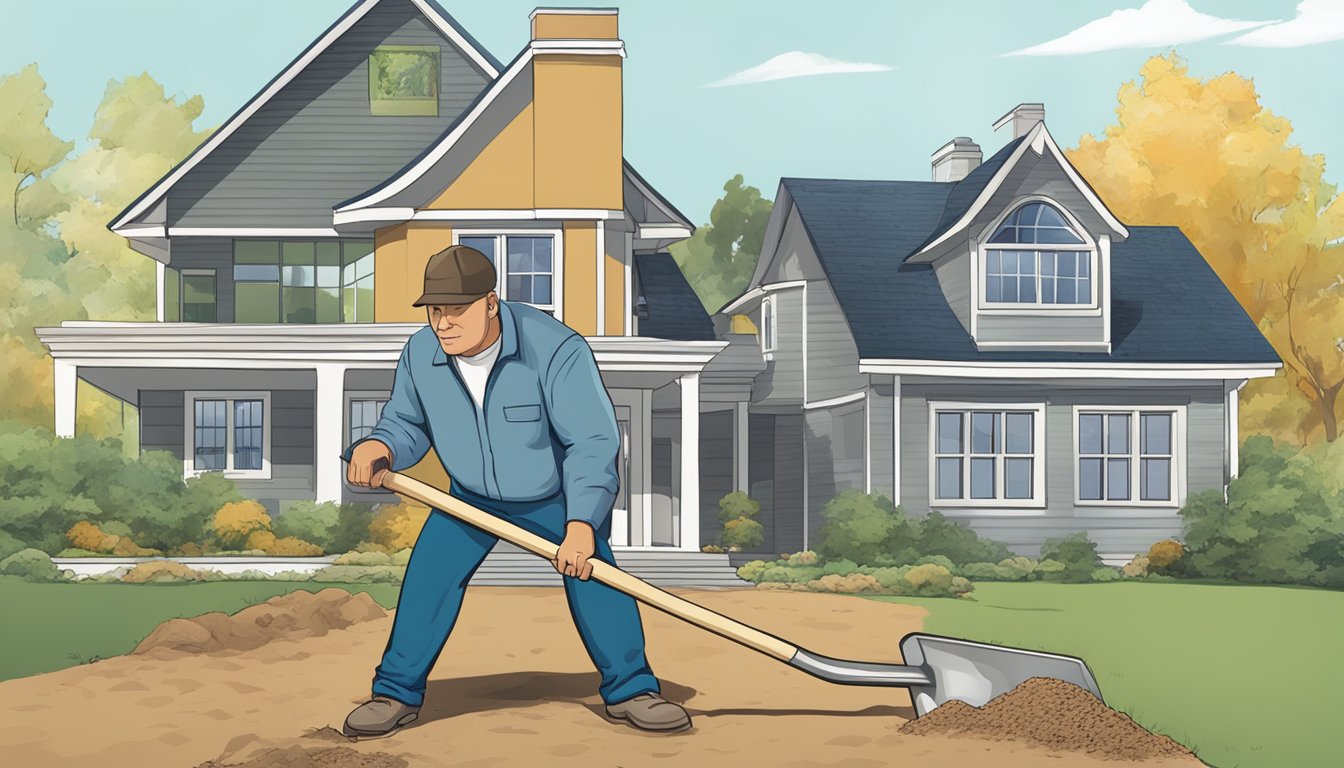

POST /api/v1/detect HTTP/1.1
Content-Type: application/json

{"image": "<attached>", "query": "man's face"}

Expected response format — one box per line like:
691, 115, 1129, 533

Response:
427, 292, 498, 356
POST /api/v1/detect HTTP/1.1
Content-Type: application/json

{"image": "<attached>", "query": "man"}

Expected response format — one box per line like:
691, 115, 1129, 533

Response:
341, 244, 691, 737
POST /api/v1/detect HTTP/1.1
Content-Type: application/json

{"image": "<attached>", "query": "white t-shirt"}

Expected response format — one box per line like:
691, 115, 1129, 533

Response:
452, 333, 503, 410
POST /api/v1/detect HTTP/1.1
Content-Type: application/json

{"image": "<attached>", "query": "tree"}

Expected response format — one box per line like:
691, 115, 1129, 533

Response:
669, 175, 773, 313
1067, 53, 1344, 443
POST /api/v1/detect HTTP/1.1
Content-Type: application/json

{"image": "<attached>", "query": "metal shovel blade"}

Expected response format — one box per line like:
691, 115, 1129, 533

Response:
899, 633, 1104, 717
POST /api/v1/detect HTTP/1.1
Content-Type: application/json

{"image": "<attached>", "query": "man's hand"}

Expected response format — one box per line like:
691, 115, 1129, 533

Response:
348, 440, 393, 488
553, 521, 596, 580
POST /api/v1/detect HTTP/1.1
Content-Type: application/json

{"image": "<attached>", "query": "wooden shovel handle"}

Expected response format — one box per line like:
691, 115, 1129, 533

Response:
379, 470, 799, 663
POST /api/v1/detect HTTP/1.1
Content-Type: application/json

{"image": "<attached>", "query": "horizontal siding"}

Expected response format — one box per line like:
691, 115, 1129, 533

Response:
976, 312, 1106, 344
169, 239, 235, 322
805, 277, 863, 403
750, 287, 804, 404
166, 0, 490, 228
970, 150, 1114, 239
933, 254, 971, 333
867, 378, 895, 500
748, 413, 778, 555
140, 390, 185, 459
699, 410, 734, 549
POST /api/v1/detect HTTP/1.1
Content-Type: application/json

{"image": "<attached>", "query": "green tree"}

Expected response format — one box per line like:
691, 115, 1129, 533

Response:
670, 175, 773, 313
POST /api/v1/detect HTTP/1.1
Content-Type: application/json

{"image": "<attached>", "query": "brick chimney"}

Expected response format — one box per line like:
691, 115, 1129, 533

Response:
931, 137, 982, 182
993, 103, 1045, 140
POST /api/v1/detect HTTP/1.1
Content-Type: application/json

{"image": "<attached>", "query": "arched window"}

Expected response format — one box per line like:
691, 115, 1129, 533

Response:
983, 201, 1094, 306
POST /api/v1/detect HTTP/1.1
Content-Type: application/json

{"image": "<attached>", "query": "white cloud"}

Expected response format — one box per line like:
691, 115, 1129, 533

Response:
1226, 0, 1344, 47
705, 51, 894, 88
1003, 0, 1276, 56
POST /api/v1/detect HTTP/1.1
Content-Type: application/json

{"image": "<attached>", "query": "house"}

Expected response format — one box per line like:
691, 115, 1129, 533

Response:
713, 104, 1282, 562
37, 0, 753, 564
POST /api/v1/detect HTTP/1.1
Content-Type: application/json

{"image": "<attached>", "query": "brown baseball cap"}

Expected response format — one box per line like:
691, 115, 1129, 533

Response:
413, 244, 498, 306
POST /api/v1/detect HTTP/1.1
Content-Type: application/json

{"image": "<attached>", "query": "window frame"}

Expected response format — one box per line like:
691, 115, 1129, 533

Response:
976, 197, 1100, 314
343, 390, 392, 494
760, 295, 778, 357
368, 44, 440, 117
179, 268, 218, 323
232, 239, 374, 324
927, 401, 1047, 510
1072, 405, 1186, 509
182, 391, 272, 480
451, 229, 564, 319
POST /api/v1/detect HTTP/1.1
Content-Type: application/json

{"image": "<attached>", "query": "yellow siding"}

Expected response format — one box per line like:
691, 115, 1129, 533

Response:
374, 224, 453, 322
533, 55, 623, 210
531, 13, 618, 40
563, 221, 597, 336
603, 232, 625, 335
427, 103, 535, 210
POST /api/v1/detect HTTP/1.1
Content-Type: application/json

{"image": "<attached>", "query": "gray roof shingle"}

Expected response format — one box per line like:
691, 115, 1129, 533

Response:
635, 253, 716, 341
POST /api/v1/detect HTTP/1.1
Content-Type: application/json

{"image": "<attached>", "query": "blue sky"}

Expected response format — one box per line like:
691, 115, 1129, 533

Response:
5, 0, 1341, 222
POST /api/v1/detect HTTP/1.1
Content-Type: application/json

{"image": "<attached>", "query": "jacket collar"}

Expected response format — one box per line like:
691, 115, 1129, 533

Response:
430, 300, 520, 366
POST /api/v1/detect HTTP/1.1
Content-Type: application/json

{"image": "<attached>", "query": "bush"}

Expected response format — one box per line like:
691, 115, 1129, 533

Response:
1147, 539, 1185, 572
784, 550, 819, 566
311, 564, 405, 583
335, 550, 393, 567
212, 501, 272, 549
369, 501, 430, 551
721, 517, 764, 551
0, 548, 63, 582
736, 560, 769, 582
1122, 555, 1150, 578
121, 561, 204, 583
67, 521, 106, 551
1039, 532, 1101, 583
0, 530, 26, 562
331, 503, 378, 555
821, 558, 858, 576
718, 491, 760, 523
816, 490, 910, 565
1090, 567, 1123, 582
245, 530, 323, 556
916, 512, 1014, 565
903, 563, 954, 595
274, 500, 342, 553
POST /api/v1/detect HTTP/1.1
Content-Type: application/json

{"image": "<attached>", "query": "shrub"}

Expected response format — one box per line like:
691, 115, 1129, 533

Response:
335, 550, 393, 567
245, 530, 323, 556
784, 550, 819, 566
369, 501, 430, 551
870, 565, 913, 591
701, 544, 725, 553
0, 548, 63, 582
1035, 559, 1065, 578
1090, 567, 1123, 582
0, 530, 25, 562
914, 554, 956, 572
173, 542, 208, 557
805, 573, 883, 594
1039, 532, 1101, 583
718, 491, 760, 523
816, 490, 909, 565
121, 561, 204, 583
903, 563, 955, 595
212, 501, 272, 549
331, 503, 378, 555
721, 517, 764, 551
311, 564, 405, 583
56, 548, 103, 558
736, 560, 769, 582
67, 521, 107, 551
821, 558, 858, 576
915, 512, 1014, 565
274, 500, 342, 553
1147, 539, 1185, 570
1122, 555, 1150, 578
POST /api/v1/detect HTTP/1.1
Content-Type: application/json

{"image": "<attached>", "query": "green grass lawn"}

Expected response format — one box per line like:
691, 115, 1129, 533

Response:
871, 581, 1341, 768
0, 577, 400, 682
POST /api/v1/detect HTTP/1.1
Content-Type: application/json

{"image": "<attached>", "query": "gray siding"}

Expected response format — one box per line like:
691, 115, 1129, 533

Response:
699, 410, 734, 548
140, 390, 185, 457
750, 412, 804, 554
969, 150, 1114, 240
168, 239, 235, 321
750, 287, 804, 405
976, 313, 1107, 344
805, 277, 863, 403
867, 377, 895, 501
162, 0, 491, 228
897, 379, 1227, 557
933, 253, 971, 333
804, 402, 866, 548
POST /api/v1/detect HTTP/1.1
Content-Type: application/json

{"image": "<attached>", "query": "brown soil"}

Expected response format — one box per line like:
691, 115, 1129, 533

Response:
132, 588, 387, 655
901, 677, 1196, 761
0, 587, 1205, 768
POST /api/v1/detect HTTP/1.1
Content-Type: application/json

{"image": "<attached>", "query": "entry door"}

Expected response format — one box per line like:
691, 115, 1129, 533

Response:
611, 406, 632, 546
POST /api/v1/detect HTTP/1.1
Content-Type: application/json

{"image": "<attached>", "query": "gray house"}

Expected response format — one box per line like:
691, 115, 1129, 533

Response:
711, 104, 1281, 563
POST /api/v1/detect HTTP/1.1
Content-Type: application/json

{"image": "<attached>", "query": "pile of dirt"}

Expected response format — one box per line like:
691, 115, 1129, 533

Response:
900, 677, 1195, 761
132, 588, 387, 655
195, 745, 407, 768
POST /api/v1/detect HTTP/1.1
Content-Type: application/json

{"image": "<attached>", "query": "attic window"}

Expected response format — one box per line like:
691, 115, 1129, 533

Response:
369, 45, 439, 116
981, 201, 1096, 308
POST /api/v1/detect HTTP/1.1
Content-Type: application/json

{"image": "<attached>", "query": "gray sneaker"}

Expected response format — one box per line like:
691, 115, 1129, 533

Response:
342, 695, 421, 738
604, 692, 692, 732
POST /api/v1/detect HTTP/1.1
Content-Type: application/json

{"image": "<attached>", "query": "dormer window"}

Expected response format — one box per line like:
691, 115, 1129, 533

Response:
980, 201, 1095, 308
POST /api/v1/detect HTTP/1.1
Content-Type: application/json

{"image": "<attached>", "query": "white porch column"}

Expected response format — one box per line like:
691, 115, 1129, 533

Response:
155, 261, 165, 322
734, 401, 749, 493
678, 372, 700, 551
892, 375, 902, 507
314, 363, 346, 503
1228, 380, 1243, 480
54, 359, 77, 438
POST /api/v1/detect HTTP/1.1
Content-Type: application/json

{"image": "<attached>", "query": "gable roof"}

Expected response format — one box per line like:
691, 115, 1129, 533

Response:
908, 137, 1021, 256
108, 0, 500, 233
782, 177, 1279, 365
635, 253, 715, 341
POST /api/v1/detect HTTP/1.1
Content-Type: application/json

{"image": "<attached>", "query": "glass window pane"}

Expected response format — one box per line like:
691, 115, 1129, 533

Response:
1020, 274, 1036, 302
355, 275, 374, 322
1079, 457, 1103, 500
460, 236, 497, 264
508, 239, 534, 273
282, 241, 314, 266
194, 400, 226, 471
533, 275, 553, 305
1079, 414, 1103, 454
1041, 276, 1056, 304
936, 457, 962, 499
164, 268, 181, 322
1107, 414, 1130, 454
1057, 277, 1077, 303
233, 400, 263, 471
1141, 458, 1171, 501
937, 413, 962, 454
234, 264, 279, 282
1005, 413, 1033, 453
235, 283, 279, 323
234, 241, 279, 265
507, 274, 528, 303
1021, 203, 1043, 227
355, 254, 374, 280
970, 458, 995, 499
1004, 457, 1032, 499
342, 284, 355, 323
1058, 253, 1076, 278
316, 287, 340, 323
1041, 252, 1056, 276
987, 251, 1002, 274
282, 286, 316, 323
316, 242, 341, 267
343, 240, 374, 271
282, 265, 315, 287
316, 265, 340, 288
1002, 274, 1019, 302
971, 412, 997, 454
531, 238, 553, 273
1076, 276, 1091, 304
1107, 458, 1131, 500
986, 275, 1003, 302
1142, 413, 1172, 455
1036, 205, 1066, 228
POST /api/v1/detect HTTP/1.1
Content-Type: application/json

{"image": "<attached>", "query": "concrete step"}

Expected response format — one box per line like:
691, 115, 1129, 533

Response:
466, 549, 750, 587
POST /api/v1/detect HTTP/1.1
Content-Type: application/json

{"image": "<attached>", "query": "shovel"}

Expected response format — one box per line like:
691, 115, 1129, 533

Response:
360, 465, 1104, 717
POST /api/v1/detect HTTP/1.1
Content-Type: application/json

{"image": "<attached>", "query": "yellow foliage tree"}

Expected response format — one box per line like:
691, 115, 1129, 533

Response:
212, 500, 272, 549
369, 500, 430, 551
1068, 53, 1344, 443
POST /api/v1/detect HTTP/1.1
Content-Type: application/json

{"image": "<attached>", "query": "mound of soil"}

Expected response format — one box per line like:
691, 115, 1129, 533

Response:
132, 588, 387, 655
195, 745, 407, 768
900, 677, 1195, 761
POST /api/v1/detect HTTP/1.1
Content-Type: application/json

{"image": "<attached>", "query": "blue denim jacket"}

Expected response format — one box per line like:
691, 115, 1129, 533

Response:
341, 301, 620, 529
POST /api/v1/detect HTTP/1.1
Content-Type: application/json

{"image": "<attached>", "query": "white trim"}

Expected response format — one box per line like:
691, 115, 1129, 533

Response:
892, 374, 901, 506
624, 231, 633, 336
927, 401, 1048, 510
802, 281, 809, 403
156, 262, 165, 322
913, 122, 1127, 259
313, 363, 346, 502
858, 359, 1282, 380
678, 372, 700, 551
530, 7, 617, 18
1071, 405, 1186, 509
183, 390, 273, 480
171, 227, 342, 238
116, 225, 167, 238
110, 0, 500, 231
453, 228, 564, 319
1100, 234, 1112, 346
1228, 380, 1243, 481
335, 208, 625, 227
803, 391, 865, 410
529, 39, 626, 55
54, 360, 77, 438
596, 220, 606, 334
973, 341, 1112, 350
624, 165, 694, 230
976, 196, 1100, 312
759, 295, 777, 355
635, 224, 692, 240
718, 279, 807, 316
864, 390, 872, 493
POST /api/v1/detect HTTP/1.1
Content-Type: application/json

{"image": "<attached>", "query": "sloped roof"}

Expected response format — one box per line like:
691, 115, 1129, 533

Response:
782, 177, 1279, 364
635, 253, 715, 341
907, 137, 1023, 258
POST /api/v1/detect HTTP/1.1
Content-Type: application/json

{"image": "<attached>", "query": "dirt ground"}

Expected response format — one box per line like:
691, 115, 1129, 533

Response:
0, 587, 1206, 767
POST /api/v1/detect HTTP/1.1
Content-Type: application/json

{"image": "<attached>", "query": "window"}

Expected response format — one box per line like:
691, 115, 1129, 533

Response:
1076, 408, 1181, 505
234, 240, 373, 323
185, 393, 270, 477
930, 403, 1045, 507
349, 398, 387, 443
369, 45, 439, 116
181, 270, 217, 322
982, 201, 1094, 307
760, 296, 777, 354
452, 232, 559, 314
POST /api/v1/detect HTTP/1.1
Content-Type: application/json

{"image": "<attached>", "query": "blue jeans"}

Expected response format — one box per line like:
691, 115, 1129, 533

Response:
370, 480, 661, 707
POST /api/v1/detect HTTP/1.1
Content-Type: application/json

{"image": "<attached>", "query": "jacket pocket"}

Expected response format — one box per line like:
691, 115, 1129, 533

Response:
503, 404, 542, 422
